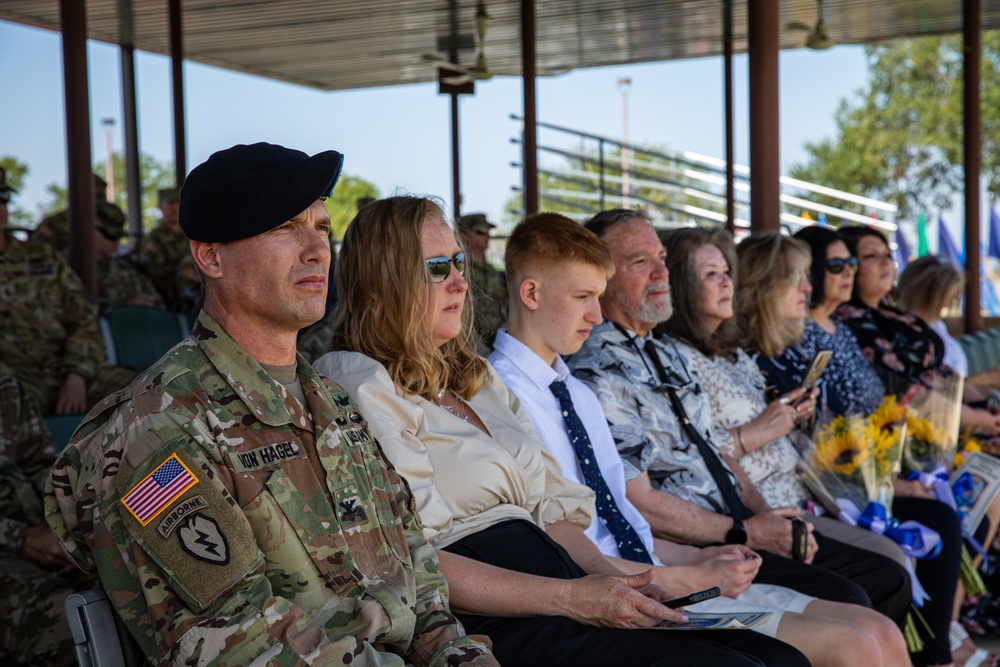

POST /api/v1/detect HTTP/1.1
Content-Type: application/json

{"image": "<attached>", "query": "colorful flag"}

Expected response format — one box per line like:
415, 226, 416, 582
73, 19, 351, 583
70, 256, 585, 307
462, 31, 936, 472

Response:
121, 454, 198, 525
895, 225, 912, 270
917, 210, 929, 257
988, 208, 1000, 261
938, 214, 963, 268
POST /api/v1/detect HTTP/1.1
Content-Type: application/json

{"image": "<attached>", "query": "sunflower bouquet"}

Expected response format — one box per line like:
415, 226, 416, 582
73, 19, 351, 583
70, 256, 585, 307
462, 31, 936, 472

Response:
901, 371, 963, 474
801, 395, 906, 512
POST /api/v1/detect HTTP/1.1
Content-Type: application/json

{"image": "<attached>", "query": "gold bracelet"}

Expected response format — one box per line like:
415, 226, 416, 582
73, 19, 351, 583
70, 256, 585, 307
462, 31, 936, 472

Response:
737, 426, 747, 455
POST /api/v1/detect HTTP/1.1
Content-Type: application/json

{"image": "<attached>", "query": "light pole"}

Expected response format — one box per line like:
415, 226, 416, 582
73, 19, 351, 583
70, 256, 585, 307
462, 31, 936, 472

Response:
101, 117, 115, 203
617, 77, 632, 208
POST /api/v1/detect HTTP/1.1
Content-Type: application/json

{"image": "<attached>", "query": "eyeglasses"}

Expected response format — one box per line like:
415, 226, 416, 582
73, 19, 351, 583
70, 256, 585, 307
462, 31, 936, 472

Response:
425, 251, 465, 283
826, 256, 858, 274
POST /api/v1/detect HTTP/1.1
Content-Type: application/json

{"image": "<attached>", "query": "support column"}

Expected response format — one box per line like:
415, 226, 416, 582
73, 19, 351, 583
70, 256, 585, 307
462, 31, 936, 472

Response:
723, 0, 735, 233
521, 0, 538, 215
964, 0, 982, 332
169, 0, 187, 186
60, 0, 97, 295
451, 92, 462, 218
748, 0, 780, 232
121, 44, 143, 248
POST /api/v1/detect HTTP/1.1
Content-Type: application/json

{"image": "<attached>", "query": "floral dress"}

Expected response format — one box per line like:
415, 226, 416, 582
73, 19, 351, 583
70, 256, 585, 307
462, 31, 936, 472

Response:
676, 341, 807, 509
834, 301, 944, 395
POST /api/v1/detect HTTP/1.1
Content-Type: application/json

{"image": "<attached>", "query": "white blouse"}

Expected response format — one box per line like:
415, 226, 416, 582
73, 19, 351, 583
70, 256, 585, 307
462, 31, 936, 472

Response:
314, 351, 595, 548
676, 342, 807, 509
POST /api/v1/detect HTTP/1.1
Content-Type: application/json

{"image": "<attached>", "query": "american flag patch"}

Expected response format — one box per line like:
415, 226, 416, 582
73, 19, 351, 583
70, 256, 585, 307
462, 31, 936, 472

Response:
121, 454, 198, 526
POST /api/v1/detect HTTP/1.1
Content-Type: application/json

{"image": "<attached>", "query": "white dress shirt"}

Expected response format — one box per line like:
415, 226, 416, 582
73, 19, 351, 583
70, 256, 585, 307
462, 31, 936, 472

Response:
490, 329, 659, 562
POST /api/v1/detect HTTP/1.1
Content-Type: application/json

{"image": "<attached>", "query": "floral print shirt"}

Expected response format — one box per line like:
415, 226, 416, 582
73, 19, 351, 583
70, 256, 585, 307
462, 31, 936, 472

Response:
833, 301, 944, 395
758, 320, 886, 418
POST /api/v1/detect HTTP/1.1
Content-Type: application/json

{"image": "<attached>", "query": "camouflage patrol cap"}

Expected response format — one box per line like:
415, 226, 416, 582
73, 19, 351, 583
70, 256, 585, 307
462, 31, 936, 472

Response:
179, 142, 344, 243
95, 200, 126, 239
458, 213, 495, 234
0, 167, 17, 194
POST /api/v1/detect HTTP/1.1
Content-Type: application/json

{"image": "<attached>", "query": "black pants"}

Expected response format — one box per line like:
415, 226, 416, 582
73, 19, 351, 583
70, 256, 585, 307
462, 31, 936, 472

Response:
753, 530, 912, 627
444, 520, 809, 667
894, 496, 964, 664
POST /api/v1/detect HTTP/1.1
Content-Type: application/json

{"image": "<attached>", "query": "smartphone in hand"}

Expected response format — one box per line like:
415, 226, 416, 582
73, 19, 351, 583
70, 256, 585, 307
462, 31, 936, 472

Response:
800, 350, 832, 391
663, 587, 722, 608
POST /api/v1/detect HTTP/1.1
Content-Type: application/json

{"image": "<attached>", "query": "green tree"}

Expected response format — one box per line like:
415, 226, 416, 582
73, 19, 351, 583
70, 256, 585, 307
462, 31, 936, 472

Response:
323, 174, 379, 240
0, 155, 35, 229
40, 152, 176, 232
790, 33, 1000, 221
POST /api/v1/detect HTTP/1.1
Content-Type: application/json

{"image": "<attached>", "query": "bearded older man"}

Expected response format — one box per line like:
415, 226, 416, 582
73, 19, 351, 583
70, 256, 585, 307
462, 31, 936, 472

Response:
567, 209, 912, 629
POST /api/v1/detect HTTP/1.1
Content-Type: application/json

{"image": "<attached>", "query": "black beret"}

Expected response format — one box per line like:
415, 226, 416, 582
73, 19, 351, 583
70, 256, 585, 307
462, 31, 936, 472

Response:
179, 142, 344, 242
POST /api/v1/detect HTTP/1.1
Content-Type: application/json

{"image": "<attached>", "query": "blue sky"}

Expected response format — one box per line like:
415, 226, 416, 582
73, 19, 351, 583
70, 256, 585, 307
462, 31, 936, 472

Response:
1, 18, 870, 227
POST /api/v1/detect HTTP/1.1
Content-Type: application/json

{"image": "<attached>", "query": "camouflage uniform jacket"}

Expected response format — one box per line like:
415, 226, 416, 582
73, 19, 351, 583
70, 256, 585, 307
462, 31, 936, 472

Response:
137, 223, 190, 310
0, 232, 106, 400
0, 364, 56, 555
96, 256, 166, 314
45, 311, 495, 667
467, 260, 507, 355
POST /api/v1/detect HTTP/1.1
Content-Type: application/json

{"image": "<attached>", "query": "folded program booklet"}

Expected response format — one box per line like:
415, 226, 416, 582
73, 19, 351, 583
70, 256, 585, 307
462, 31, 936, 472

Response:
653, 611, 774, 630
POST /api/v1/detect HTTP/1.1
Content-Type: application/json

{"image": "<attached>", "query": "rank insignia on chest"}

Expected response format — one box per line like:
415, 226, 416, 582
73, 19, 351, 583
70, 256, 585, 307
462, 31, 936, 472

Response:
121, 453, 199, 526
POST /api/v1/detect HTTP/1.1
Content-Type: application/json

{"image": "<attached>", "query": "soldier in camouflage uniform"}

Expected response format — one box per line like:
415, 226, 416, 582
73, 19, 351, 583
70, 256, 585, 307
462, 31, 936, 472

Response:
0, 173, 136, 416
45, 143, 498, 667
137, 187, 191, 311
93, 200, 165, 314
0, 364, 94, 667
457, 213, 507, 355
30, 173, 109, 253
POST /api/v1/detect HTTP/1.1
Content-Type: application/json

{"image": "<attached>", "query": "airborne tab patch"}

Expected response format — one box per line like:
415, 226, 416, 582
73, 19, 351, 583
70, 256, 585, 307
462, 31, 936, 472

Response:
157, 494, 209, 537
230, 439, 304, 472
121, 453, 199, 526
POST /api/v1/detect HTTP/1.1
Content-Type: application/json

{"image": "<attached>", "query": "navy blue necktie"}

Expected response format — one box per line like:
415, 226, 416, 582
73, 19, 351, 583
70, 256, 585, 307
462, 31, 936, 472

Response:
549, 379, 653, 564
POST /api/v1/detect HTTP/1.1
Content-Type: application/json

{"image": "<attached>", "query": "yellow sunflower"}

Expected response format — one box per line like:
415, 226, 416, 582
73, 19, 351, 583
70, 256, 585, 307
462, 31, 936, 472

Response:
814, 423, 870, 475
870, 395, 905, 432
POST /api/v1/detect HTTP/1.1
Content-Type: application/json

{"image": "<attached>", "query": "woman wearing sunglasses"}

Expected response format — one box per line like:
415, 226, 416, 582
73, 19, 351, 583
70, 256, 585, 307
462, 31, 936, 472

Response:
756, 226, 884, 418
758, 226, 995, 667
314, 196, 809, 667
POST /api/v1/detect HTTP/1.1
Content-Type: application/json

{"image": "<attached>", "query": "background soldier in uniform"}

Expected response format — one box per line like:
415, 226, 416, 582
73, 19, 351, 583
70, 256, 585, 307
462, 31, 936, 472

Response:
30, 173, 109, 254
0, 168, 95, 666
46, 143, 498, 667
457, 212, 507, 354
138, 187, 189, 310
0, 171, 135, 417
93, 200, 165, 314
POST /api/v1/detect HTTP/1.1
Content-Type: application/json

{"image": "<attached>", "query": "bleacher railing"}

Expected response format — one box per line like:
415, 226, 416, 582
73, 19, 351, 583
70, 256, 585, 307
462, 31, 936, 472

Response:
510, 116, 897, 232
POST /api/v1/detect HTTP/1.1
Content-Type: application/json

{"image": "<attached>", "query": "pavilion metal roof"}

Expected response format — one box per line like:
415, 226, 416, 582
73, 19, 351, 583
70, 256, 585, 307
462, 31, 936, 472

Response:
2, 1, 999, 91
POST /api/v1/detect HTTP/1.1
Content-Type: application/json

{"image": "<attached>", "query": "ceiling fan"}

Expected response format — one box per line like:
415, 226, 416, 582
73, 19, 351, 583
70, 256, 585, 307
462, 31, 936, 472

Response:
786, 0, 836, 50
424, 0, 494, 86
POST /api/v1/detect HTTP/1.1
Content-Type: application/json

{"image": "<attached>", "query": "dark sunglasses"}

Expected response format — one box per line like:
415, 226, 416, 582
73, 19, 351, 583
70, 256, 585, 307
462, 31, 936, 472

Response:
425, 251, 465, 283
826, 256, 858, 274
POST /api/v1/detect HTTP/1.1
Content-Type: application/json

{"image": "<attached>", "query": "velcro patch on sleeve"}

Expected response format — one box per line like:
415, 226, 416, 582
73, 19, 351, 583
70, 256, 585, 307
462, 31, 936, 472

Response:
121, 453, 198, 526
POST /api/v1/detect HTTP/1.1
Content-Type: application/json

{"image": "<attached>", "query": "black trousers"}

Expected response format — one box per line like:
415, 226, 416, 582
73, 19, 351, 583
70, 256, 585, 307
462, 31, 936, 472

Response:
444, 520, 810, 667
753, 530, 912, 627
893, 496, 964, 664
